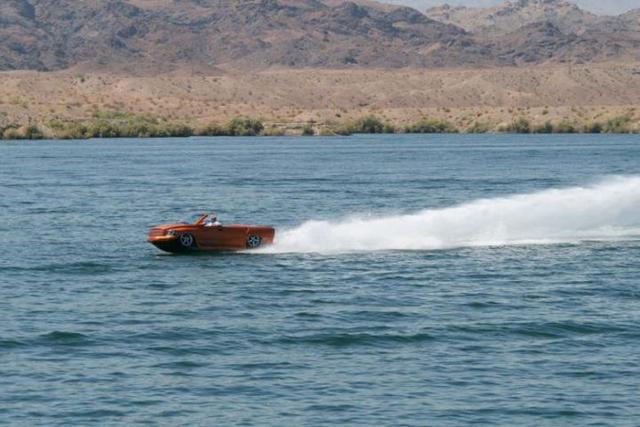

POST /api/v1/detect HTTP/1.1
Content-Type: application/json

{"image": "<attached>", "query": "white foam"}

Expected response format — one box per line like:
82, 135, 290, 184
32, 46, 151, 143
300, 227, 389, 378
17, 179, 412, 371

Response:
264, 176, 640, 254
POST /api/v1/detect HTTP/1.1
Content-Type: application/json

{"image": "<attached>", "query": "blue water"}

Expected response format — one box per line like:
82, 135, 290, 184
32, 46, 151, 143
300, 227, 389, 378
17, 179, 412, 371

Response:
1, 134, 640, 426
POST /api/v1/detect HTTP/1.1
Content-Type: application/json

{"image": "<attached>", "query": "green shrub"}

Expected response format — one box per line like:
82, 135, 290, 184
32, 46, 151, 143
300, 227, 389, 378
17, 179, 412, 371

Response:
62, 123, 89, 139
504, 118, 531, 134
1, 124, 43, 140
350, 116, 394, 134
24, 124, 44, 139
604, 116, 634, 133
156, 123, 193, 137
583, 122, 603, 134
326, 123, 354, 136
467, 121, 491, 133
318, 126, 348, 136
227, 117, 264, 136
405, 119, 457, 133
47, 121, 89, 139
355, 116, 384, 133
48, 120, 66, 131
123, 121, 152, 138
301, 124, 315, 136
327, 116, 395, 135
554, 121, 578, 134
532, 121, 553, 134
86, 120, 122, 138
199, 122, 229, 136
382, 122, 396, 133
5, 113, 197, 140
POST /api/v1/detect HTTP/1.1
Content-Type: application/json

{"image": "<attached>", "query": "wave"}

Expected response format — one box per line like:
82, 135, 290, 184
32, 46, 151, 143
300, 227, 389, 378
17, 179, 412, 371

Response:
265, 176, 640, 254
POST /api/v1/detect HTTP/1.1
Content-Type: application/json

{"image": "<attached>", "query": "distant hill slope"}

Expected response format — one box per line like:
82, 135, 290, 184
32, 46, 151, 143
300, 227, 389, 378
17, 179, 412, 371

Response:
0, 0, 639, 72
425, 0, 640, 65
425, 0, 599, 36
383, 0, 639, 16
0, 0, 490, 72
2, 61, 640, 134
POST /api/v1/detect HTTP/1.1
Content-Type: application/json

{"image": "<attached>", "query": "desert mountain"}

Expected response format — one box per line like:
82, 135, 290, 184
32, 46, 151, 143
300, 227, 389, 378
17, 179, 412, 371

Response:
489, 21, 635, 65
0, 0, 490, 72
0, 0, 639, 73
608, 8, 640, 32
425, 0, 640, 65
425, 0, 599, 36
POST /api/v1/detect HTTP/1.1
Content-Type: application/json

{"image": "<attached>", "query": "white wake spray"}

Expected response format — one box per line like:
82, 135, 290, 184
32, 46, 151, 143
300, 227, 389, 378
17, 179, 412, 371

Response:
265, 176, 640, 254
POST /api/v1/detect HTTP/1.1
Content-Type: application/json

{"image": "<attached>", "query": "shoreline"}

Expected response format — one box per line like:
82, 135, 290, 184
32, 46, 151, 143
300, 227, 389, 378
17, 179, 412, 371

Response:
2, 114, 638, 141
3, 131, 639, 141
2, 63, 640, 140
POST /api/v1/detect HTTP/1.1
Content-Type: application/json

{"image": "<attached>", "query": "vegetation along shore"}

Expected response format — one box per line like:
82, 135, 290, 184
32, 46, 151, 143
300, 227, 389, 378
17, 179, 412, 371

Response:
2, 62, 640, 140
2, 113, 638, 140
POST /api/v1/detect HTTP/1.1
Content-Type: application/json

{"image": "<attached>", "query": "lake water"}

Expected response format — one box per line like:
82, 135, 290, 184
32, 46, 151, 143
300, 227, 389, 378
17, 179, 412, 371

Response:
2, 134, 640, 426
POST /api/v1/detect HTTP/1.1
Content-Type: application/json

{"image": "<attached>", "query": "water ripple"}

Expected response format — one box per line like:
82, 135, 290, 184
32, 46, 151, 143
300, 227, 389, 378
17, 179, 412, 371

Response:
3, 136, 640, 426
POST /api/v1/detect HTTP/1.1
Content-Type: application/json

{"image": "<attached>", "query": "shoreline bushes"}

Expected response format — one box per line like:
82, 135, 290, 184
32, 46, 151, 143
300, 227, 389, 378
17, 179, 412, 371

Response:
2, 113, 638, 140
199, 117, 265, 136
301, 124, 315, 136
227, 117, 264, 136
322, 116, 395, 135
46, 113, 193, 139
498, 115, 637, 134
351, 116, 395, 134
503, 118, 531, 134
604, 116, 635, 133
405, 119, 457, 134
532, 121, 553, 134
467, 122, 491, 133
2, 124, 44, 140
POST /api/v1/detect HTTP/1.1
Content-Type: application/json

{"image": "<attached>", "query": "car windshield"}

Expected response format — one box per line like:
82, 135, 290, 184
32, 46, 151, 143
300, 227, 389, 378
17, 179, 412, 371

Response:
180, 213, 206, 225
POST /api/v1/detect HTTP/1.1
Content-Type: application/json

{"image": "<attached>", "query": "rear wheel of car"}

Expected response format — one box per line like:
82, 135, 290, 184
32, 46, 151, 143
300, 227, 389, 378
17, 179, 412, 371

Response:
179, 233, 196, 249
246, 235, 262, 249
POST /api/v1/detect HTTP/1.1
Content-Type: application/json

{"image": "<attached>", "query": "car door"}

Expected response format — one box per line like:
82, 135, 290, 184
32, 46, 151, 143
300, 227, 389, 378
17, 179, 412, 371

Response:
198, 225, 244, 249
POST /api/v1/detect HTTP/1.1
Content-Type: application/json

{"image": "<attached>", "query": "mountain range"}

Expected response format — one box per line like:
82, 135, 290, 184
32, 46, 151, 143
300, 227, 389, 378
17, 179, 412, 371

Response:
0, 0, 639, 73
379, 0, 638, 16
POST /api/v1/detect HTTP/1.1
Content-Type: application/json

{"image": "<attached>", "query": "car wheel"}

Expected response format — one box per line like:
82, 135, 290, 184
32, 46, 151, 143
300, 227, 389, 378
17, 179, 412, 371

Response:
246, 235, 262, 249
179, 233, 196, 249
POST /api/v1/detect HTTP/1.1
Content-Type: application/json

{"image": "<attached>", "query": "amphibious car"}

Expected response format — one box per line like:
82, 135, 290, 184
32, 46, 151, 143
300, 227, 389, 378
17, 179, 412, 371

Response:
148, 213, 275, 253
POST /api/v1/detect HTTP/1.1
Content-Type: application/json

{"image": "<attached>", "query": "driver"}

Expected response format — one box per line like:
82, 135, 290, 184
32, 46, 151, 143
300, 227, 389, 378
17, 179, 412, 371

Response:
205, 214, 222, 227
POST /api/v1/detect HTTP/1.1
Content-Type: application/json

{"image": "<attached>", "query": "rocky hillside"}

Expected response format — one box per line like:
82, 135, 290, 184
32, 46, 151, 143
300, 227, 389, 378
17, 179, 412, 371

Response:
425, 0, 599, 36
0, 0, 490, 72
0, 0, 639, 72
426, 0, 640, 65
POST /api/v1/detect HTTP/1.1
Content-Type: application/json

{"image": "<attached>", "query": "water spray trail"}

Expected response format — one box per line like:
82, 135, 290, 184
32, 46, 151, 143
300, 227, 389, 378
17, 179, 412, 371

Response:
266, 176, 640, 254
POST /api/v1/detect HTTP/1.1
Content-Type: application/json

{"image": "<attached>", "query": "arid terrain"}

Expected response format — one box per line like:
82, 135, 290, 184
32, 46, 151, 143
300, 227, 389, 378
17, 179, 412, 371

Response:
1, 0, 639, 136
2, 61, 639, 135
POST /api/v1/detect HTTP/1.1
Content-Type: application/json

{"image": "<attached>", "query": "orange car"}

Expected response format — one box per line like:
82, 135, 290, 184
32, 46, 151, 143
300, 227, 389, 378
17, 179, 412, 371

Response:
148, 213, 275, 253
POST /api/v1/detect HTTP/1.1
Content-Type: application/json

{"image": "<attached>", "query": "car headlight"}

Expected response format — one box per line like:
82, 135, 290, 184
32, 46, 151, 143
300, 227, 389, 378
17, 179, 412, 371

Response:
166, 230, 177, 236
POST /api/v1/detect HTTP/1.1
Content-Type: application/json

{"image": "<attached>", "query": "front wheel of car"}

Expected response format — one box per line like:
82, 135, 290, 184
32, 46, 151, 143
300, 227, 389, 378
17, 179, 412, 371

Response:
179, 233, 196, 249
246, 235, 262, 249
